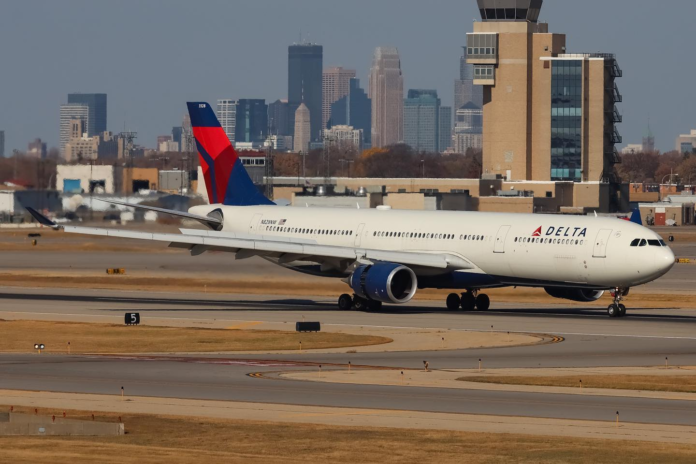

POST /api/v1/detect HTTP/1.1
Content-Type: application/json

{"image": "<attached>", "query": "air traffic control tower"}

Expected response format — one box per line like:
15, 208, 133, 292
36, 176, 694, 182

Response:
468, 0, 624, 211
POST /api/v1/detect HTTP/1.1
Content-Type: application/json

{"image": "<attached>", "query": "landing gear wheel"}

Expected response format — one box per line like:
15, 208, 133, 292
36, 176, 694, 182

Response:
446, 293, 461, 311
338, 294, 353, 311
460, 292, 476, 311
353, 297, 367, 311
607, 304, 620, 318
618, 304, 627, 318
476, 294, 491, 311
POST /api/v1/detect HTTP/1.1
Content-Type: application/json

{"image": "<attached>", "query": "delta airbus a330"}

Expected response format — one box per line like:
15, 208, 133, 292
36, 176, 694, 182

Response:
28, 102, 675, 318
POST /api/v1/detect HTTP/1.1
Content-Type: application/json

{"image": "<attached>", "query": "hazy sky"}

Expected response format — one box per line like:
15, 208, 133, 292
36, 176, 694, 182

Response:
1, 0, 694, 153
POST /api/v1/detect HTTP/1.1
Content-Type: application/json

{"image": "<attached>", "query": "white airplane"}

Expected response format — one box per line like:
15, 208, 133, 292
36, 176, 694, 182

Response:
27, 102, 675, 318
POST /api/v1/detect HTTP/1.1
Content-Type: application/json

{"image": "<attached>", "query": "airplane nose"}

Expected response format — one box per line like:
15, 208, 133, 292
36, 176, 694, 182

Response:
657, 247, 676, 275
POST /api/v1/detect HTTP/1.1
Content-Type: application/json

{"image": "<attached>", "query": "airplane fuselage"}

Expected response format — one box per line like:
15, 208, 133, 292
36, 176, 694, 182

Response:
189, 204, 675, 291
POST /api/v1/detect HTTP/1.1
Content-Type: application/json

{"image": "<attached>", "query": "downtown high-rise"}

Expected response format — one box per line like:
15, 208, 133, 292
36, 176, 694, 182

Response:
322, 67, 356, 130
59, 103, 89, 155
369, 47, 403, 148
217, 99, 237, 143
67, 93, 107, 136
288, 43, 323, 142
403, 90, 450, 153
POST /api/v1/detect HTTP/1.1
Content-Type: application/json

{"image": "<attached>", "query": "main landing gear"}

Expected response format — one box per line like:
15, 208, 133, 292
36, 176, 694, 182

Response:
446, 291, 490, 311
607, 288, 628, 318
338, 294, 382, 311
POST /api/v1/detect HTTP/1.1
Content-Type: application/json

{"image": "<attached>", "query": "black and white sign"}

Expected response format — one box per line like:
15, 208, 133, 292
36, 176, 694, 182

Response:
125, 313, 141, 326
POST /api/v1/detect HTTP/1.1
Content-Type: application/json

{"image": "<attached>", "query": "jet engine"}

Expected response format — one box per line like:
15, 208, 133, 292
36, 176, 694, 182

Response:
349, 263, 418, 304
544, 287, 605, 302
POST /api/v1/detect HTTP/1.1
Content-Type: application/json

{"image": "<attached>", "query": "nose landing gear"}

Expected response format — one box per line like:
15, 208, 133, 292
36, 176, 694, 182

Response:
608, 288, 628, 318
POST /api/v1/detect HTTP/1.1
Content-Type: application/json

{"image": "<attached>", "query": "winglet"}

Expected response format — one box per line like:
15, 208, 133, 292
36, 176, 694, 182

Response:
25, 207, 59, 229
629, 209, 642, 225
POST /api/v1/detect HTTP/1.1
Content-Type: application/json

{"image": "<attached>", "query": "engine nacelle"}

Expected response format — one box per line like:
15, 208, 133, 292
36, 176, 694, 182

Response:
349, 263, 418, 304
544, 287, 605, 302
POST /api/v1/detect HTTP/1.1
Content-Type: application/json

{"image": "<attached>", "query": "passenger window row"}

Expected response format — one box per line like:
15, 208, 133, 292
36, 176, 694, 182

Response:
374, 231, 456, 240
264, 226, 353, 236
514, 237, 585, 246
630, 238, 666, 247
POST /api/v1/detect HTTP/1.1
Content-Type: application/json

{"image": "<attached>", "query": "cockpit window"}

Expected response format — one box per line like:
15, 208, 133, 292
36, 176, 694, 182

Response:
648, 240, 661, 247
630, 239, 640, 247
639, 239, 647, 247
659, 240, 667, 246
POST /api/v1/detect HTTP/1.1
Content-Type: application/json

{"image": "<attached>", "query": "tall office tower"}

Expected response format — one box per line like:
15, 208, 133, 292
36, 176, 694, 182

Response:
288, 43, 323, 141
642, 124, 655, 153
0, 131, 4, 158
216, 99, 237, 143
369, 47, 403, 148
293, 103, 311, 153
454, 102, 483, 153
27, 138, 47, 159
439, 106, 452, 151
172, 126, 183, 151
181, 114, 194, 152
59, 103, 89, 155
403, 90, 440, 153
454, 47, 483, 111
67, 93, 107, 136
235, 99, 268, 144
268, 99, 290, 136
468, 0, 622, 197
322, 67, 356, 129
331, 78, 372, 147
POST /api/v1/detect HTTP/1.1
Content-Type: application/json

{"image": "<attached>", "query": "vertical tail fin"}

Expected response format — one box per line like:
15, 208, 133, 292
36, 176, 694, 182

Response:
186, 102, 274, 206
629, 209, 642, 225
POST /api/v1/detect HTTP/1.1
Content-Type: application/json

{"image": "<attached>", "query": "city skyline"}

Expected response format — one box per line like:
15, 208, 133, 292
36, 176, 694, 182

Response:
1, 0, 694, 154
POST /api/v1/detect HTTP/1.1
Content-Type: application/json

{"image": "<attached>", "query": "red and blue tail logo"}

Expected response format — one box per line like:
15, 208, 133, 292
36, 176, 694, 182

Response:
186, 102, 274, 206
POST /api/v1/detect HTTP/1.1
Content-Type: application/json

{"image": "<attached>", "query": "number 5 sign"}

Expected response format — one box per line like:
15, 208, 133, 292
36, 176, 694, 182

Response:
125, 313, 141, 326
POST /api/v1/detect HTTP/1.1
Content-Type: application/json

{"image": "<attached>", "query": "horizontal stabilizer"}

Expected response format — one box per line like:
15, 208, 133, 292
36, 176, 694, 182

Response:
97, 199, 223, 229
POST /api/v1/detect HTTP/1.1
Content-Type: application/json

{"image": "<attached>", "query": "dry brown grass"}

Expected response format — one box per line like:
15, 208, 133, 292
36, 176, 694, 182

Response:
462, 375, 696, 393
0, 320, 390, 354
1, 404, 695, 464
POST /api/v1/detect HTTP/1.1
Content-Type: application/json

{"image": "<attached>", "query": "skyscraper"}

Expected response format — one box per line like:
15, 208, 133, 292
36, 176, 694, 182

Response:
0, 131, 4, 158
642, 124, 655, 153
454, 47, 483, 111
268, 100, 290, 136
293, 103, 311, 153
67, 93, 107, 136
439, 106, 452, 152
235, 99, 268, 144
369, 47, 403, 148
454, 102, 483, 153
288, 43, 323, 141
172, 126, 183, 152
322, 67, 356, 130
217, 99, 237, 143
60, 103, 89, 155
331, 78, 372, 147
403, 89, 440, 153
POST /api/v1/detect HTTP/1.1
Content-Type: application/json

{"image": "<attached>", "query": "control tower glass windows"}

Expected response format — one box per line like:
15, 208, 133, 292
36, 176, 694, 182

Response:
551, 60, 583, 182
466, 34, 498, 60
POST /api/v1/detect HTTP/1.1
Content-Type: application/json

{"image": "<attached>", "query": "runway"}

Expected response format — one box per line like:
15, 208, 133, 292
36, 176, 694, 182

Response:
2, 287, 696, 427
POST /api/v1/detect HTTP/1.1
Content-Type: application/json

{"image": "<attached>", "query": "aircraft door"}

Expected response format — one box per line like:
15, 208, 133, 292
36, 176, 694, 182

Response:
249, 214, 263, 234
494, 225, 511, 253
592, 229, 612, 258
355, 223, 365, 247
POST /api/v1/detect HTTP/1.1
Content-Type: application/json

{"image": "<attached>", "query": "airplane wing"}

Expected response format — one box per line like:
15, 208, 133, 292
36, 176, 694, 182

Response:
25, 208, 472, 272
97, 199, 223, 230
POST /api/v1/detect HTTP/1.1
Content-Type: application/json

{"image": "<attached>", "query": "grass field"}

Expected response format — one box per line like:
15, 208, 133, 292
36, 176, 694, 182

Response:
0, 320, 391, 354
1, 405, 695, 464
462, 375, 696, 393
